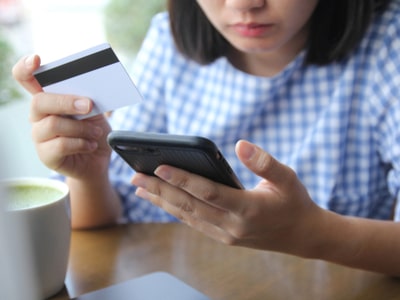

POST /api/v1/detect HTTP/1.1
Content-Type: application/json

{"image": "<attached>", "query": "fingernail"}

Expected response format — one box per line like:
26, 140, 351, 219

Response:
154, 166, 171, 181
135, 187, 150, 200
74, 98, 89, 113
25, 55, 35, 68
88, 141, 98, 150
242, 143, 256, 161
132, 174, 147, 188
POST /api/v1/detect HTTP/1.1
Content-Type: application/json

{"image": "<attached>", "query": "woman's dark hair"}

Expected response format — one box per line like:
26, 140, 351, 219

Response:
167, 0, 391, 66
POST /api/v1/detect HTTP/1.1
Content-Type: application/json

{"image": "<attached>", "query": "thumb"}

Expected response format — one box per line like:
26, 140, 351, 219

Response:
235, 140, 295, 187
12, 54, 43, 94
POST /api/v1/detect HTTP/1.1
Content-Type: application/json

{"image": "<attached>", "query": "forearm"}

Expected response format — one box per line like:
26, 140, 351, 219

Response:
67, 175, 122, 229
305, 209, 400, 276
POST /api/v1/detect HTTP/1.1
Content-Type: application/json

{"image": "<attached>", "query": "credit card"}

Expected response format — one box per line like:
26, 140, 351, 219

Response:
33, 43, 142, 119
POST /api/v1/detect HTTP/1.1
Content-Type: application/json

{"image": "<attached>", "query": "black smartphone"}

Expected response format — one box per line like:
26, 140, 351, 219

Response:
107, 131, 243, 189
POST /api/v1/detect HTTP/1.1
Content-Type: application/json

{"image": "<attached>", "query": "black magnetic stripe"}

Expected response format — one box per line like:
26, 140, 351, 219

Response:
34, 48, 119, 87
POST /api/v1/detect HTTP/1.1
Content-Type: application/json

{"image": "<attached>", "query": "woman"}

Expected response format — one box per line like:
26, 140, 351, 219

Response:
13, 0, 400, 275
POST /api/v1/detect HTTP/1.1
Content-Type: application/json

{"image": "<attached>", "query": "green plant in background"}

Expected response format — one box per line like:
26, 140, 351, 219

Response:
104, 0, 165, 58
0, 30, 22, 106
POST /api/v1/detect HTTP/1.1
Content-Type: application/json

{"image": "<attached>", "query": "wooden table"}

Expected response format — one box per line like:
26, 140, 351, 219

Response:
50, 223, 400, 300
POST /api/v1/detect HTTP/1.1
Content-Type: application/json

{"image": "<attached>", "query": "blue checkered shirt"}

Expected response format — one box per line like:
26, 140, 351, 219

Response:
108, 2, 400, 223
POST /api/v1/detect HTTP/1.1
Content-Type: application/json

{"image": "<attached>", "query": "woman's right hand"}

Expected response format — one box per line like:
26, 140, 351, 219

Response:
12, 55, 112, 180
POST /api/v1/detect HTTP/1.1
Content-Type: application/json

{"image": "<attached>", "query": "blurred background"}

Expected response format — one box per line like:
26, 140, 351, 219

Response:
0, 0, 164, 179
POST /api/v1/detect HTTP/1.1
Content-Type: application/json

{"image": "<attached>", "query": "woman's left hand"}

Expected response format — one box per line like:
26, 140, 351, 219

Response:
131, 139, 324, 256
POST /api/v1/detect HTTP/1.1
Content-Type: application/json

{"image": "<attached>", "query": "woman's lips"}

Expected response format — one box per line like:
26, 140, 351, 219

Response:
231, 23, 273, 37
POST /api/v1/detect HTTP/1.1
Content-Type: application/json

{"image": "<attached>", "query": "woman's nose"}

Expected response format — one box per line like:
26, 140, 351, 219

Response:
226, 0, 266, 11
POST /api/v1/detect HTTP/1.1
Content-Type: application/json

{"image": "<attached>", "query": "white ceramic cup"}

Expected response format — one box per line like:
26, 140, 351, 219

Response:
1, 177, 70, 299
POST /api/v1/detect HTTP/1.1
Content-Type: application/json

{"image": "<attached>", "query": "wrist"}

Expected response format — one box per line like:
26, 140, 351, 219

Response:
300, 208, 360, 263
66, 175, 122, 229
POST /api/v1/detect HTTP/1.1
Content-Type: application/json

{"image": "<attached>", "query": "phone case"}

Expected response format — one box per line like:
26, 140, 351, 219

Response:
107, 131, 243, 189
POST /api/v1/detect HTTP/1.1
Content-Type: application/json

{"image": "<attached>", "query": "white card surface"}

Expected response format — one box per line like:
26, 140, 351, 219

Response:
33, 43, 142, 119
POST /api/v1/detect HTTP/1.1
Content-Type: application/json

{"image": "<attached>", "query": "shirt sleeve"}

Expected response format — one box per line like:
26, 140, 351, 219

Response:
107, 12, 178, 223
369, 8, 400, 220
108, 12, 172, 133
